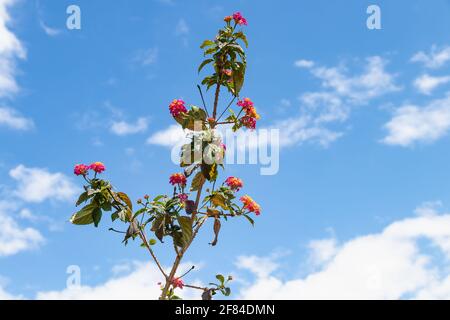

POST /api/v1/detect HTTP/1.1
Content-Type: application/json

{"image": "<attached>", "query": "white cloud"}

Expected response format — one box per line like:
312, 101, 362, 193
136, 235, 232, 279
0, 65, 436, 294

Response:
0, 0, 25, 98
294, 59, 314, 68
134, 47, 158, 66
281, 56, 400, 147
237, 204, 450, 299
147, 124, 190, 147
414, 74, 450, 95
0, 0, 33, 131
308, 238, 338, 266
274, 116, 343, 148
175, 18, 189, 36
411, 45, 450, 69
9, 165, 79, 203
36, 261, 201, 300
110, 117, 148, 136
39, 20, 61, 37
309, 56, 400, 103
0, 286, 18, 299
382, 93, 450, 146
0, 107, 34, 130
0, 201, 44, 257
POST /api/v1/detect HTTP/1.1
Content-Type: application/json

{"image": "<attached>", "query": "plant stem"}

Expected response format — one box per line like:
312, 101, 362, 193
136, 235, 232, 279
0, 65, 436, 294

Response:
160, 81, 223, 300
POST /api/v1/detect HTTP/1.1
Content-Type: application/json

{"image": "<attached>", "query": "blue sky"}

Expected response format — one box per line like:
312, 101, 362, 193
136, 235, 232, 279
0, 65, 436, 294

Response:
2, 0, 450, 299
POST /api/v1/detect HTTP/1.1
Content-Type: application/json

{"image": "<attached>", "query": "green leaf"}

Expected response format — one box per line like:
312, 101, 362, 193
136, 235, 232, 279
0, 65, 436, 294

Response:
232, 64, 246, 96
210, 193, 227, 210
101, 201, 112, 212
149, 239, 157, 246
133, 208, 147, 220
151, 215, 165, 242
116, 192, 133, 211
216, 274, 225, 285
200, 40, 215, 49
201, 163, 218, 182
92, 207, 102, 227
243, 214, 255, 226
223, 287, 231, 296
235, 31, 248, 47
70, 203, 97, 225
76, 192, 89, 206
111, 211, 119, 222
177, 216, 193, 248
191, 172, 205, 192
198, 59, 214, 73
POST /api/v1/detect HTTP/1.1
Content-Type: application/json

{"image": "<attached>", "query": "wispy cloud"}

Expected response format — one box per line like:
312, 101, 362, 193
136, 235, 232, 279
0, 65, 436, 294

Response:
39, 20, 61, 37
0, 0, 25, 99
413, 74, 450, 95
175, 18, 189, 36
110, 117, 149, 136
277, 56, 400, 147
411, 45, 450, 69
133, 47, 158, 66
0, 107, 34, 130
294, 59, 314, 68
147, 124, 189, 147
0, 0, 34, 132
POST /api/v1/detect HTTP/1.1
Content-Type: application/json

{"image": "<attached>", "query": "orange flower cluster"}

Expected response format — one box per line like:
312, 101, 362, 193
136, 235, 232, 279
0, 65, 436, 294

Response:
240, 195, 261, 215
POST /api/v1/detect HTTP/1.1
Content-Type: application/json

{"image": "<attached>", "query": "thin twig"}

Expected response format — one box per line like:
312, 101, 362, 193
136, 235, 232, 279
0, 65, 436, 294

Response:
197, 85, 209, 117
216, 96, 236, 122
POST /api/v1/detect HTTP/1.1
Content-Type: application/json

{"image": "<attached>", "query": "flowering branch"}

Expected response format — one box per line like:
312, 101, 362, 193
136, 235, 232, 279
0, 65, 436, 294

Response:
70, 12, 260, 300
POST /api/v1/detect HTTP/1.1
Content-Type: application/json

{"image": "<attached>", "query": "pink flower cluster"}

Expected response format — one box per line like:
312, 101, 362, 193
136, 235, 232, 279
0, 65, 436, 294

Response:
237, 98, 260, 130
232, 12, 248, 26
74, 162, 106, 176
178, 193, 188, 202
225, 176, 243, 191
169, 99, 187, 118
240, 195, 261, 215
224, 12, 247, 26
172, 277, 184, 289
169, 173, 187, 186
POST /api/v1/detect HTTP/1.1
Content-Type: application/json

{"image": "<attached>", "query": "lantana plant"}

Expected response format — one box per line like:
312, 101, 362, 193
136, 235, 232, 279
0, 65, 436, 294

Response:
70, 12, 261, 300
